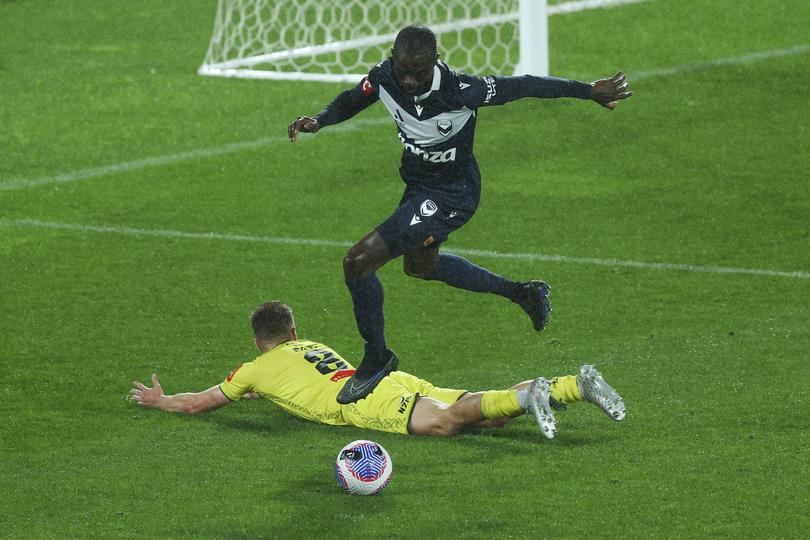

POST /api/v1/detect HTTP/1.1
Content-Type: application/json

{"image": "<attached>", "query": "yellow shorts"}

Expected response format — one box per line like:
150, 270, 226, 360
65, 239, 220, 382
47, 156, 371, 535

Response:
341, 371, 466, 434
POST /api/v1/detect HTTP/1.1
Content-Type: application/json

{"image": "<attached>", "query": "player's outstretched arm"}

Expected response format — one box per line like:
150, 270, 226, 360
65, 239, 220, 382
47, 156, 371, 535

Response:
288, 116, 320, 142
590, 72, 633, 110
130, 373, 231, 414
288, 78, 380, 143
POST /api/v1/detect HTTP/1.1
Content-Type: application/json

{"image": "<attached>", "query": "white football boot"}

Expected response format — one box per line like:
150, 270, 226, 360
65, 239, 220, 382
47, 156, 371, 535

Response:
526, 377, 557, 439
577, 365, 626, 421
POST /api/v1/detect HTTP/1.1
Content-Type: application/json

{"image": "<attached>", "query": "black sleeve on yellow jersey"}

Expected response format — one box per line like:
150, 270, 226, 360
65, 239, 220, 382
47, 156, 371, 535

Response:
457, 73, 592, 108
314, 75, 380, 127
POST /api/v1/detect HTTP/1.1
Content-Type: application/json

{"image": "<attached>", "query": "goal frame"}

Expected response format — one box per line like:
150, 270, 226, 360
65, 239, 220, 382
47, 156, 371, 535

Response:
197, 0, 643, 83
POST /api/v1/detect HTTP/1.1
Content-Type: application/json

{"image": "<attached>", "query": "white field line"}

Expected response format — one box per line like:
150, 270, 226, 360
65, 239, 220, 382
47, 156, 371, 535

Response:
2, 44, 810, 192
633, 44, 810, 80
0, 118, 389, 192
3, 218, 808, 280
548, 0, 647, 16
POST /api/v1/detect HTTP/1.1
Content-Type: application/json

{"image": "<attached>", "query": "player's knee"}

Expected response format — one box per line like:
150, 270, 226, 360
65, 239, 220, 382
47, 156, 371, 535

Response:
343, 249, 369, 283
402, 257, 435, 280
423, 421, 459, 437
403, 260, 428, 280
433, 410, 465, 437
436, 422, 462, 437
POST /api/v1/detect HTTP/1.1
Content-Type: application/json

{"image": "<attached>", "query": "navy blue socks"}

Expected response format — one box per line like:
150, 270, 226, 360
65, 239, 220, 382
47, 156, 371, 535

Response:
346, 273, 387, 362
431, 253, 520, 300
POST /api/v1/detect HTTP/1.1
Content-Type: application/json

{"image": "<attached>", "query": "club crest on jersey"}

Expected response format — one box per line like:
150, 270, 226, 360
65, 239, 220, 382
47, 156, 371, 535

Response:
420, 199, 438, 217
361, 77, 374, 96
437, 119, 452, 136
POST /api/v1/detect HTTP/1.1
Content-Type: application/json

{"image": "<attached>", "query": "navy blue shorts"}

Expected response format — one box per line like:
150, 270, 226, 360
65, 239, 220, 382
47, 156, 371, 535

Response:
375, 185, 479, 257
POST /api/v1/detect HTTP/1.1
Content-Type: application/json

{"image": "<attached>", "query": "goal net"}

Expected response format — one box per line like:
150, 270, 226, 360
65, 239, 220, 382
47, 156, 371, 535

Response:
198, 0, 644, 83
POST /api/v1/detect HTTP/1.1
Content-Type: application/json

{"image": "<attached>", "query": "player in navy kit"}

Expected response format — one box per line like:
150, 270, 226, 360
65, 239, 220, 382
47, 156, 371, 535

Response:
288, 25, 632, 404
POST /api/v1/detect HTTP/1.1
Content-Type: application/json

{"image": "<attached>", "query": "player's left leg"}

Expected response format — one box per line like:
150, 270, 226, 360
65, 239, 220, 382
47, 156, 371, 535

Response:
404, 245, 518, 297
405, 246, 551, 331
573, 364, 626, 421
548, 365, 626, 421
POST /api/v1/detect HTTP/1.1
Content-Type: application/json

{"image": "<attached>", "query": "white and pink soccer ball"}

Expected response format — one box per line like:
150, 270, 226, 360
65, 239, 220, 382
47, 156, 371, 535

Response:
335, 440, 392, 495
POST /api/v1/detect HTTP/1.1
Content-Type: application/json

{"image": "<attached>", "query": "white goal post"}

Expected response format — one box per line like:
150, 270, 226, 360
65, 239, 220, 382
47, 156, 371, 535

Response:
198, 0, 645, 83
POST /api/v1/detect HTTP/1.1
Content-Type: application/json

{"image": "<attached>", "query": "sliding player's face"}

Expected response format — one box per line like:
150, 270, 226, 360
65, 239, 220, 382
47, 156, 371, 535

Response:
392, 52, 437, 96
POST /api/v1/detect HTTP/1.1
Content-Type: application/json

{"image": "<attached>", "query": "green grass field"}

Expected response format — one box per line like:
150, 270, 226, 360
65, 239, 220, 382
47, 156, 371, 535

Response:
1, 0, 808, 537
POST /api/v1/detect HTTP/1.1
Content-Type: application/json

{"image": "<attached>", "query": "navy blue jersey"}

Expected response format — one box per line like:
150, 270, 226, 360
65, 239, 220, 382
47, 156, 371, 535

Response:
315, 59, 592, 193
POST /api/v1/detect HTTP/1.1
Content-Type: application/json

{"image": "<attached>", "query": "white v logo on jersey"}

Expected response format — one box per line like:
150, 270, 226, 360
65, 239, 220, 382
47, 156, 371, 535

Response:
459, 82, 471, 90
410, 214, 422, 226
414, 104, 423, 117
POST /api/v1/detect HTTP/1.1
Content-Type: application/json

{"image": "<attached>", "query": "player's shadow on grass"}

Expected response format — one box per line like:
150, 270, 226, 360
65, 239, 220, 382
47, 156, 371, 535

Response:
187, 396, 623, 447
455, 422, 623, 449
206, 410, 620, 450
200, 407, 317, 434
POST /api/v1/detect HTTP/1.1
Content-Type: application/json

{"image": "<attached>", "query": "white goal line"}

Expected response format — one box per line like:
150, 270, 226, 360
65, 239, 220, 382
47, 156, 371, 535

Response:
2, 218, 808, 280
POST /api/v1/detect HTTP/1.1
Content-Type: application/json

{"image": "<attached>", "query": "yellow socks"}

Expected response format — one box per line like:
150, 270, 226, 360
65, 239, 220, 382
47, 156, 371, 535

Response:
550, 375, 582, 406
480, 376, 582, 419
480, 390, 523, 418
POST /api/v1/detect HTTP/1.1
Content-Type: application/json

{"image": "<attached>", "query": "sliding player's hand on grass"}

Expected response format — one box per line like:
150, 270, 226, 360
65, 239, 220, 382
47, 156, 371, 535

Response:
590, 72, 633, 110
130, 373, 164, 408
288, 116, 320, 142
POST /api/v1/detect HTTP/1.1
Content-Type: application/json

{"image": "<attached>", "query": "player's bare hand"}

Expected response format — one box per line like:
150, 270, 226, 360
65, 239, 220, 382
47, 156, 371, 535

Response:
129, 373, 164, 408
288, 116, 320, 142
590, 72, 633, 110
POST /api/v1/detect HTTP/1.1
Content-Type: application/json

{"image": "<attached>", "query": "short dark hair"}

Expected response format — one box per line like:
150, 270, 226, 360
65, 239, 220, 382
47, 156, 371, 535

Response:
250, 301, 295, 342
393, 24, 437, 59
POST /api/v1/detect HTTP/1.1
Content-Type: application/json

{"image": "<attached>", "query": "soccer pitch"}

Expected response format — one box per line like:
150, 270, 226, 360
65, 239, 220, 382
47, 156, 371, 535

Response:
1, 0, 808, 536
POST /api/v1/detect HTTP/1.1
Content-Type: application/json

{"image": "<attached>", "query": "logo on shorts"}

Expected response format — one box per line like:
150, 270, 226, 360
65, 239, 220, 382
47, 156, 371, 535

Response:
420, 199, 438, 217
437, 119, 452, 136
398, 395, 411, 414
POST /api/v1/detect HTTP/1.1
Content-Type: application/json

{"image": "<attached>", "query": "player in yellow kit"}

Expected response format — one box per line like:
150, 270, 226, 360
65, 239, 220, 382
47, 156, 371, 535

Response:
130, 301, 625, 439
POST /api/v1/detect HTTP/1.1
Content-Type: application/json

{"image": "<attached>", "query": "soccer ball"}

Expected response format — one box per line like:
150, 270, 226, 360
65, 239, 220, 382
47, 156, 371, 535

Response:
335, 439, 393, 495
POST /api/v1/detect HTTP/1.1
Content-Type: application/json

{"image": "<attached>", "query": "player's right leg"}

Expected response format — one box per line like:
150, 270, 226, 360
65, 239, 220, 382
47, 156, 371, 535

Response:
524, 378, 557, 439
408, 385, 555, 438
407, 396, 466, 436
338, 230, 399, 405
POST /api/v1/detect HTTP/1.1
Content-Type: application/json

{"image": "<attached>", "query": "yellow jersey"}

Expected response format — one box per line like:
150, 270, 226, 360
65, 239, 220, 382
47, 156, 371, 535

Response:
219, 339, 354, 426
